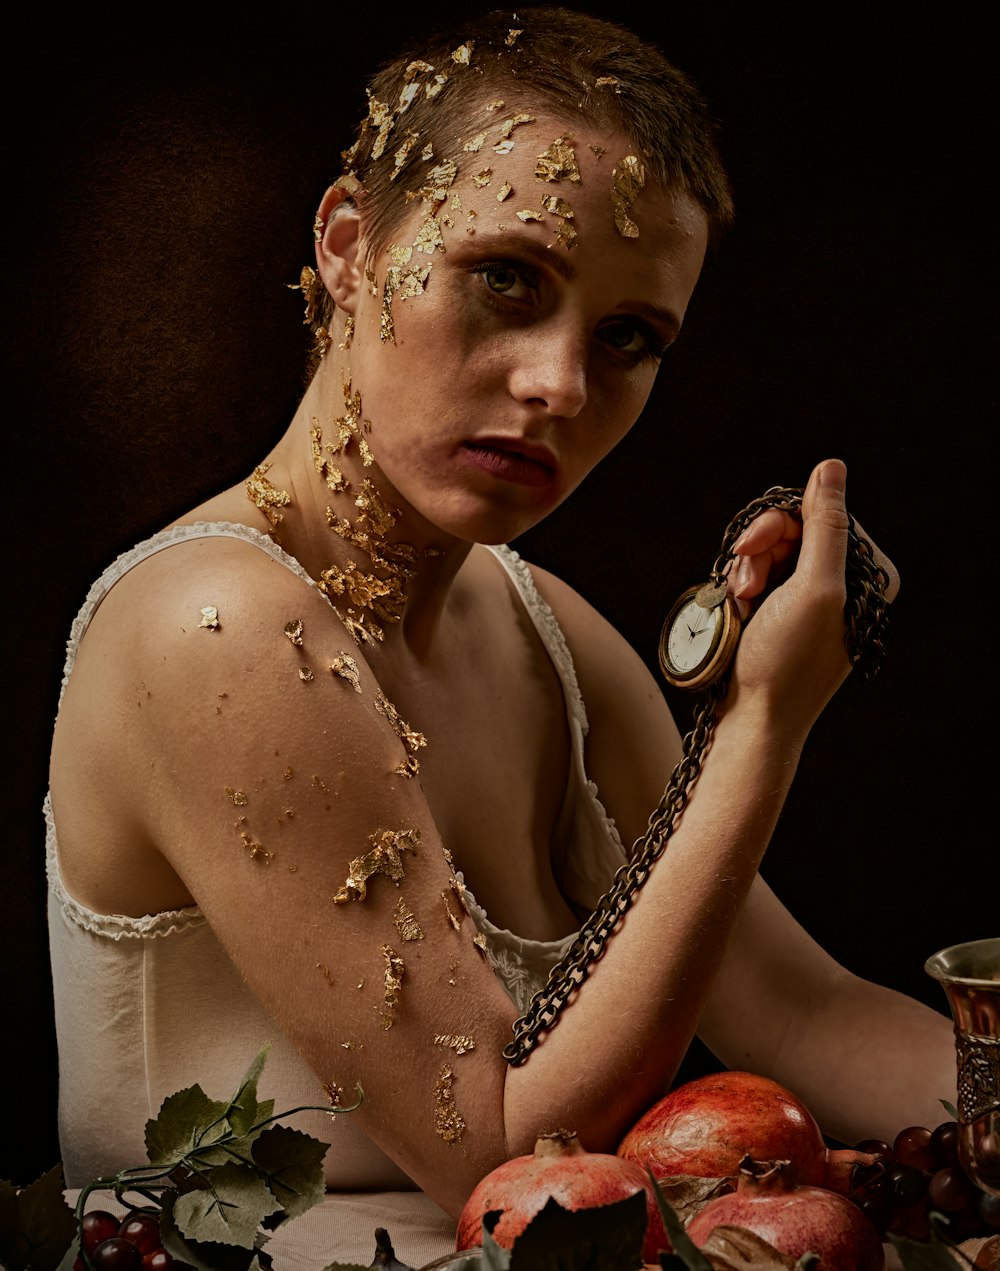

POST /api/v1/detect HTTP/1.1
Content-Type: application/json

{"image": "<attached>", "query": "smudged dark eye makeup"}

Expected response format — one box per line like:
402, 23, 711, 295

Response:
469, 260, 539, 301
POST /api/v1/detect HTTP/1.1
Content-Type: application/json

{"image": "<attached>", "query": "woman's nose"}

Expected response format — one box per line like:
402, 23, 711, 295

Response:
507, 326, 588, 418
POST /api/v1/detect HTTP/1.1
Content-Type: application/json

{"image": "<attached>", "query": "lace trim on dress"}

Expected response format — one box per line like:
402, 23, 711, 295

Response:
59, 522, 318, 704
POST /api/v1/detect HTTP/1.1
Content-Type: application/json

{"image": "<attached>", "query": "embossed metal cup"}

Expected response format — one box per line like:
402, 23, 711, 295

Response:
925, 937, 1000, 1197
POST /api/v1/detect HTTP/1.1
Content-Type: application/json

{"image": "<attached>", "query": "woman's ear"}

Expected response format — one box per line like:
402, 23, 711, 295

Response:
315, 184, 363, 313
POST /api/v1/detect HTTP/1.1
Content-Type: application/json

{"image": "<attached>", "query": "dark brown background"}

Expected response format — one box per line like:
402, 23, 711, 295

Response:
3, 2, 994, 1186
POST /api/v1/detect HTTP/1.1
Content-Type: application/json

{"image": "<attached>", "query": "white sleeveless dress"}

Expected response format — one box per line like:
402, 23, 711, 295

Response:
46, 523, 630, 1266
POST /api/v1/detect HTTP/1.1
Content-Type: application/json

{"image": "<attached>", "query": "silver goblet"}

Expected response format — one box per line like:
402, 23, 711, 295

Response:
925, 937, 1000, 1197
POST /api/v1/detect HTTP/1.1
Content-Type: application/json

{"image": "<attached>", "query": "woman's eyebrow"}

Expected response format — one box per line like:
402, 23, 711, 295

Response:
465, 231, 578, 282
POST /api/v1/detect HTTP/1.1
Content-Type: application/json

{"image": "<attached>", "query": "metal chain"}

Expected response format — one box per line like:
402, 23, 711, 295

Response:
502, 485, 891, 1065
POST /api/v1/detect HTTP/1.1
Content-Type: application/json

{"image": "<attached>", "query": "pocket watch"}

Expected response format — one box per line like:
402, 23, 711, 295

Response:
659, 581, 742, 690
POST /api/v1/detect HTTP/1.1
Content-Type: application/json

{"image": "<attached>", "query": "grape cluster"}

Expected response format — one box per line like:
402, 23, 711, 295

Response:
850, 1121, 1000, 1242
74, 1209, 194, 1271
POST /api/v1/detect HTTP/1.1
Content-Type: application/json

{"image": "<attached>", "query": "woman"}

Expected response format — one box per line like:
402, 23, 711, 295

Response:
46, 8, 955, 1264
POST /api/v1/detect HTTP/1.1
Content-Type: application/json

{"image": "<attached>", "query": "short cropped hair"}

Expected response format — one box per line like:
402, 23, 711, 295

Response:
311, 7, 732, 345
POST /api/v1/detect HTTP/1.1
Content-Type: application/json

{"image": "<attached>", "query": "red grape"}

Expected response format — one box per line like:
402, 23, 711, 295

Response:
929, 1121, 960, 1169
82, 1212, 121, 1254
91, 1238, 144, 1271
928, 1165, 979, 1214
854, 1137, 895, 1161
887, 1162, 928, 1208
980, 1191, 1000, 1229
893, 1125, 936, 1172
142, 1251, 174, 1271
118, 1214, 161, 1257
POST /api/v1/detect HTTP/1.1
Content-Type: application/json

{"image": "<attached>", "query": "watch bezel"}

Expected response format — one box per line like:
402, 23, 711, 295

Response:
658, 584, 742, 691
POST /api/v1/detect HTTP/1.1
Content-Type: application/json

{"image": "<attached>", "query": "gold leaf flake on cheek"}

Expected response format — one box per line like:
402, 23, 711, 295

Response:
471, 168, 493, 188
199, 606, 220, 631
534, 135, 581, 184
433, 1065, 466, 1143
298, 667, 314, 683
225, 786, 248, 806
317, 963, 335, 987
393, 896, 425, 941
516, 209, 545, 223
329, 653, 362, 693
612, 155, 646, 238
496, 181, 513, 203
435, 1034, 475, 1054
284, 619, 304, 646
450, 40, 474, 65
379, 945, 404, 1028
245, 463, 291, 532
332, 827, 421, 903
374, 689, 428, 755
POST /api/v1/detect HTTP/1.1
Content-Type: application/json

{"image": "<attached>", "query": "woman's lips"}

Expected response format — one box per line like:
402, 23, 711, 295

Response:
460, 439, 557, 488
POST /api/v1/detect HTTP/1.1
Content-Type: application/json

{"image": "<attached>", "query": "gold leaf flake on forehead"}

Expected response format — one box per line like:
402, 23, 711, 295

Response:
493, 139, 515, 156
535, 136, 580, 184
498, 113, 535, 139
299, 666, 314, 682
332, 826, 421, 903
393, 896, 425, 941
516, 209, 545, 223
245, 463, 291, 532
435, 1034, 475, 1054
330, 653, 362, 693
433, 1065, 466, 1143
542, 195, 574, 218
471, 168, 492, 188
380, 945, 404, 1029
463, 131, 487, 153
199, 606, 220, 631
612, 154, 646, 238
418, 160, 459, 205
496, 181, 513, 202
240, 830, 272, 863
388, 243, 413, 266
413, 216, 445, 256
375, 689, 428, 754
284, 619, 304, 646
450, 40, 474, 65
555, 220, 578, 250
589, 144, 607, 158
225, 786, 248, 806
397, 82, 421, 114
506, 28, 523, 45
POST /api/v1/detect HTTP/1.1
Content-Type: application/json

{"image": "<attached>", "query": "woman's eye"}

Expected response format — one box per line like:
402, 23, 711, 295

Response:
598, 319, 667, 361
472, 262, 537, 301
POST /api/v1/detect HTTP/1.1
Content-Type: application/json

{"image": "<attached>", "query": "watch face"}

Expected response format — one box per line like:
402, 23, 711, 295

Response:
665, 596, 721, 674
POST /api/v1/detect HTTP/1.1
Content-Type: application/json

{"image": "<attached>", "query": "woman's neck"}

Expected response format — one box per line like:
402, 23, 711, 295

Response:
251, 355, 474, 659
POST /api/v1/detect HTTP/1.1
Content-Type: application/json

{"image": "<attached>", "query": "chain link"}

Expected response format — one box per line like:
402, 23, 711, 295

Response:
502, 485, 891, 1065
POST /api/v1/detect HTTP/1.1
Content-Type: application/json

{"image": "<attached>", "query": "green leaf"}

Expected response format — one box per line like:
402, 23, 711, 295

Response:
173, 1162, 281, 1247
251, 1124, 329, 1219
0, 1166, 77, 1271
146, 1085, 232, 1166
481, 1212, 512, 1271
160, 1190, 269, 1271
505, 1193, 647, 1270
889, 1230, 968, 1270
225, 1045, 275, 1139
939, 1099, 959, 1122
648, 1174, 714, 1271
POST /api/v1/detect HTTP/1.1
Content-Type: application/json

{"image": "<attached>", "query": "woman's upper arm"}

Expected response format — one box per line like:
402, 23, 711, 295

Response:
93, 539, 521, 1215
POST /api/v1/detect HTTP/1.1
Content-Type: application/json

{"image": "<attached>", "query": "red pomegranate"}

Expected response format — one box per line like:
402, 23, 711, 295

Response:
455, 1129, 670, 1262
686, 1158, 885, 1270
618, 1071, 877, 1193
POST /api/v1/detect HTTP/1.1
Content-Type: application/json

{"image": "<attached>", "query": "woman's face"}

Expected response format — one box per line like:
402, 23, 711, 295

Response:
330, 113, 709, 546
